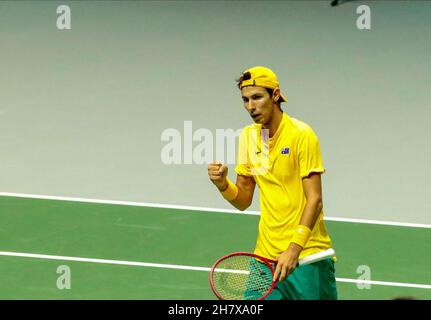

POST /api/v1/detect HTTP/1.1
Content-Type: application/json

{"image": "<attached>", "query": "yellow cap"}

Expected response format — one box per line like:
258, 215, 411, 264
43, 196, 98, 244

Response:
238, 66, 287, 103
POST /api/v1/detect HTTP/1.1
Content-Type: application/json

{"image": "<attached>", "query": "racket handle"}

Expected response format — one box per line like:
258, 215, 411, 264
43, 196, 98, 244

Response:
298, 248, 335, 266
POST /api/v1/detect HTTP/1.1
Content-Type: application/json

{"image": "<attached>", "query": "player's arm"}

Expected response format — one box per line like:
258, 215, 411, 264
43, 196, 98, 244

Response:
298, 172, 323, 229
273, 172, 323, 281
208, 161, 256, 211
229, 174, 256, 211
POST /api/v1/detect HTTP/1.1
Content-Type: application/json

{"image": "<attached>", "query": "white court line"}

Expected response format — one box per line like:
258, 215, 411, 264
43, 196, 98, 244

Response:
0, 250, 430, 290
336, 278, 431, 290
0, 251, 210, 272
1, 192, 430, 229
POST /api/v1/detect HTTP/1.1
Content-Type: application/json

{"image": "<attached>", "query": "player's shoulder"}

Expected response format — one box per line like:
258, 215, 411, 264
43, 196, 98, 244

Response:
239, 122, 261, 136
288, 116, 315, 135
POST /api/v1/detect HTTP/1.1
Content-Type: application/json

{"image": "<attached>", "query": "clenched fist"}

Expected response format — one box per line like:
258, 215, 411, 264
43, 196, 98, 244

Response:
208, 161, 229, 191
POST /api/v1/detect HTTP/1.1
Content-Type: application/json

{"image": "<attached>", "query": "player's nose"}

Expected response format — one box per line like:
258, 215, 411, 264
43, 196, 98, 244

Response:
246, 101, 256, 113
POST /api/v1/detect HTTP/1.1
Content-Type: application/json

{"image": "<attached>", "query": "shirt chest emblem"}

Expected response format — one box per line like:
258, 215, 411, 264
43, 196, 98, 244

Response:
281, 147, 290, 155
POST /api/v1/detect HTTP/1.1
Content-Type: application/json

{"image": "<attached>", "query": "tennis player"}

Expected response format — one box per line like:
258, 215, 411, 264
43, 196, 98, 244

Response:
208, 66, 337, 300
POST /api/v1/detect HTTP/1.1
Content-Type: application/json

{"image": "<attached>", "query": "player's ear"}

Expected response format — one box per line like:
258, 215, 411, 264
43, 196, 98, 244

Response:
273, 88, 281, 103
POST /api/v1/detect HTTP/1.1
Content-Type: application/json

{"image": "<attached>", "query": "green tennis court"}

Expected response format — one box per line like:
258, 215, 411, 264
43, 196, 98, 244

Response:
0, 194, 430, 300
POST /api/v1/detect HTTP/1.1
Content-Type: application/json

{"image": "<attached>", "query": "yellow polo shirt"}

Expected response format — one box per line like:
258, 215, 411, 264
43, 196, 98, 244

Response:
235, 112, 334, 260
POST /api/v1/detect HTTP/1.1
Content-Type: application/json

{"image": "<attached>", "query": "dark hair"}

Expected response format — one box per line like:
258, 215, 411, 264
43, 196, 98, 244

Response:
236, 71, 252, 89
265, 88, 274, 97
267, 88, 282, 109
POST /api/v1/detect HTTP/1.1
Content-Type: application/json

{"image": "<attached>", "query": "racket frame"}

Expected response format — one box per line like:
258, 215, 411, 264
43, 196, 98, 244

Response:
209, 252, 277, 301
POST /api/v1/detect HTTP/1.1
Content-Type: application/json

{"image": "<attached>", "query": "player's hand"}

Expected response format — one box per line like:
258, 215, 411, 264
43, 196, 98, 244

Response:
273, 243, 303, 282
208, 161, 229, 191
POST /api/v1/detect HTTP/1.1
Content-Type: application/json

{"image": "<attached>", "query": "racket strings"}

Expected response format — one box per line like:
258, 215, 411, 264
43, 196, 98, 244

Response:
212, 255, 273, 300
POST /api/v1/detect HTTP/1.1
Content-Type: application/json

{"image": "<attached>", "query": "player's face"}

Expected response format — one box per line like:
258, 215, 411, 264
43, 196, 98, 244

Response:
241, 86, 275, 126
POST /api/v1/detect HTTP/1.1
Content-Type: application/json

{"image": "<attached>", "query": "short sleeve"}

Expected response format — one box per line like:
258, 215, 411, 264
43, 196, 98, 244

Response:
235, 128, 252, 176
298, 128, 325, 178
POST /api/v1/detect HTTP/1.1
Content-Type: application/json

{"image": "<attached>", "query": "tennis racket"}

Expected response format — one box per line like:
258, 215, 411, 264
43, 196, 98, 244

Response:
209, 248, 335, 300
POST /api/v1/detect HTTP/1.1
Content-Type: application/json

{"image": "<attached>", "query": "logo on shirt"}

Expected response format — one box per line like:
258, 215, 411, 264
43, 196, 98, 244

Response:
281, 147, 290, 155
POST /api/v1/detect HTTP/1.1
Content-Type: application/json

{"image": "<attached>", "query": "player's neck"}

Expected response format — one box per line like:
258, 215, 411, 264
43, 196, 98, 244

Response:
264, 107, 283, 138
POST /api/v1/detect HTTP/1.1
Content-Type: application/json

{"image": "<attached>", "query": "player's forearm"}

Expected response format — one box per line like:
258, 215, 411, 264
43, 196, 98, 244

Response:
218, 181, 252, 211
299, 196, 323, 231
227, 186, 252, 211
218, 182, 251, 211
285, 197, 322, 255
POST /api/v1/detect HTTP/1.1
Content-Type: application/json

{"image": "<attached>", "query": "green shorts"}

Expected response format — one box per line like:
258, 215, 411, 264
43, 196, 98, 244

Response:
265, 258, 338, 300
